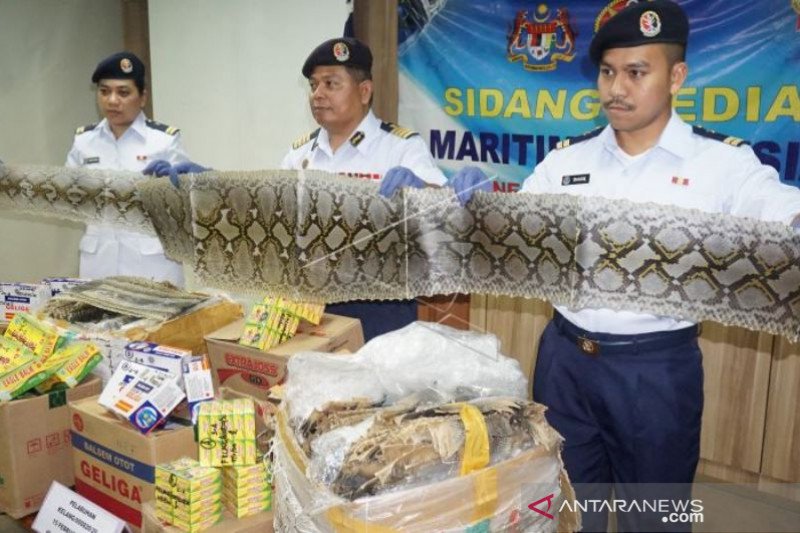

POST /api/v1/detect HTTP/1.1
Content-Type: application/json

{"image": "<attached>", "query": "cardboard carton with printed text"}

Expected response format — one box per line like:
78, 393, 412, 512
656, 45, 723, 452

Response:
69, 395, 197, 531
204, 313, 363, 398
0, 375, 102, 518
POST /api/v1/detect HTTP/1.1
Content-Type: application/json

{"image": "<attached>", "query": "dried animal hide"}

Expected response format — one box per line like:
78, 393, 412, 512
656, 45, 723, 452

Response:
2, 163, 798, 340
300, 397, 559, 500
43, 276, 210, 323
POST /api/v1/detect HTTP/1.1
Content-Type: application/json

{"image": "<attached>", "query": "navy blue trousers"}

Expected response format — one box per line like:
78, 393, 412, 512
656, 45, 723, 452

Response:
326, 300, 418, 342
533, 314, 703, 532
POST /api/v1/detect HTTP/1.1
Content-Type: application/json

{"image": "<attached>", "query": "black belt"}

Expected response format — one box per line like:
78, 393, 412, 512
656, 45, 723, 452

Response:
553, 311, 699, 356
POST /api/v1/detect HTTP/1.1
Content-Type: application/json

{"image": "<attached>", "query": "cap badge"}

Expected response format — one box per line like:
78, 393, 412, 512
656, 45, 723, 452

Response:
120, 58, 134, 73
333, 42, 350, 62
639, 10, 661, 37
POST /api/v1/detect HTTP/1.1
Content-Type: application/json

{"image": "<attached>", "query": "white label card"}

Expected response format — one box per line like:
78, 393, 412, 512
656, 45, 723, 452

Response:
32, 481, 128, 533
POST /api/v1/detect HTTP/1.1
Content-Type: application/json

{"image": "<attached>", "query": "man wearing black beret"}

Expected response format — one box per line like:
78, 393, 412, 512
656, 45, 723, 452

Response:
520, 1, 800, 531
281, 37, 447, 341
66, 51, 190, 285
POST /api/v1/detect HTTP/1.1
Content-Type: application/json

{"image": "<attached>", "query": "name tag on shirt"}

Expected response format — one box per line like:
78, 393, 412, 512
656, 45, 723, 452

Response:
83, 156, 100, 165
562, 173, 590, 186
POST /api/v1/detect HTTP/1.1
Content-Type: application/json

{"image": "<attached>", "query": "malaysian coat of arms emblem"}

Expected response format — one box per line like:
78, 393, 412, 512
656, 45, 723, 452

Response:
507, 4, 576, 72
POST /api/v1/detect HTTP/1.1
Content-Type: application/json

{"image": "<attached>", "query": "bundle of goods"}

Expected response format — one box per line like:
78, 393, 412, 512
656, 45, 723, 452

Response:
156, 458, 224, 532
222, 463, 272, 519
43, 276, 211, 329
274, 322, 579, 532
239, 297, 325, 351
0, 313, 101, 400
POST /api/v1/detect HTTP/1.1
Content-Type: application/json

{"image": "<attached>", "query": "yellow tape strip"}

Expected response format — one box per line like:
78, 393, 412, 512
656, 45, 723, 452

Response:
325, 507, 400, 533
459, 403, 490, 475
459, 403, 499, 524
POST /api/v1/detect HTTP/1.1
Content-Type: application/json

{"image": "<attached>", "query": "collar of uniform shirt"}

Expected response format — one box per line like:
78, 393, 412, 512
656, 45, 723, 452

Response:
601, 110, 692, 159
99, 110, 148, 141
315, 109, 380, 157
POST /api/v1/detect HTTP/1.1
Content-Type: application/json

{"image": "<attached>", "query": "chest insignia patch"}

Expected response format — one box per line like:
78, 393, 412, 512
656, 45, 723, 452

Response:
671, 176, 690, 186
83, 157, 100, 165
561, 174, 590, 186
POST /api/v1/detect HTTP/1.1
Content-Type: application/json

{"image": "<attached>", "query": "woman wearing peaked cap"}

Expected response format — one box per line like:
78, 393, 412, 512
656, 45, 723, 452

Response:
65, 51, 190, 285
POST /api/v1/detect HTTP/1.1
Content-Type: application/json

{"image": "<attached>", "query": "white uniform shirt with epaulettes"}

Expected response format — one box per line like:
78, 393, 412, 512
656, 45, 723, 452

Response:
66, 111, 188, 171
65, 110, 189, 284
280, 110, 446, 186
522, 110, 800, 334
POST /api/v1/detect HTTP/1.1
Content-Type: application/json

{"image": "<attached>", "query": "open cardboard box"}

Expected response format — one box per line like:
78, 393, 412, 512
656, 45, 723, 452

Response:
0, 376, 102, 518
204, 313, 364, 398
69, 396, 198, 531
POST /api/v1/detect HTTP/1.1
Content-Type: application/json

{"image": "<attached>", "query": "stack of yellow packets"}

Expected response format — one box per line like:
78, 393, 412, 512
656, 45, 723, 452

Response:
222, 462, 272, 518
155, 458, 222, 532
197, 399, 257, 467
239, 297, 325, 351
1, 314, 101, 401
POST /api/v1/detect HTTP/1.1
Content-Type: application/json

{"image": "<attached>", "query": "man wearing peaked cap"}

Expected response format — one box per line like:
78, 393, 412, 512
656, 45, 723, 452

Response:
519, 2, 800, 531
65, 51, 191, 285
282, 37, 447, 341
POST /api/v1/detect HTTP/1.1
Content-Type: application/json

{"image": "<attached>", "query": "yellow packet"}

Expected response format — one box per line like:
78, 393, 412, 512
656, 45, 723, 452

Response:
4, 313, 63, 358
0, 336, 35, 377
35, 342, 103, 392
0, 359, 41, 401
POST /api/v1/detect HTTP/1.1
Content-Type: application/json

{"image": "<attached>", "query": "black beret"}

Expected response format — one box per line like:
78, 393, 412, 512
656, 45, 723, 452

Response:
590, 0, 689, 64
301, 38, 373, 78
91, 52, 146, 88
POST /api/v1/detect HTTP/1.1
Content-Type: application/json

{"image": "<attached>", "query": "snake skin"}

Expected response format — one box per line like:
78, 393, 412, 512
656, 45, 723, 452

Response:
2, 163, 798, 341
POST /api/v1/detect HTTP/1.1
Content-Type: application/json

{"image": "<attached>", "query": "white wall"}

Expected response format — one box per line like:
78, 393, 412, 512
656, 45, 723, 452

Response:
149, 0, 350, 170
0, 0, 124, 281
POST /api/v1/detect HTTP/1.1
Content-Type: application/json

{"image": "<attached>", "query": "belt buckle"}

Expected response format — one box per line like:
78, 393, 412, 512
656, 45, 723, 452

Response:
577, 336, 599, 356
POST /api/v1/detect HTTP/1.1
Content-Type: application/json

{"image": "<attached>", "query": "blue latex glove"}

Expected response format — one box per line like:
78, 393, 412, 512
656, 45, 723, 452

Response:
142, 159, 173, 177
168, 161, 210, 187
379, 166, 426, 198
450, 166, 493, 206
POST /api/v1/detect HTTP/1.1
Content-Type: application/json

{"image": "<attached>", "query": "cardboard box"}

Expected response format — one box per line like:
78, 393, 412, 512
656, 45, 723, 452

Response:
0, 375, 102, 518
204, 313, 364, 398
0, 282, 51, 322
142, 499, 274, 533
84, 299, 243, 386
128, 300, 244, 356
69, 395, 198, 530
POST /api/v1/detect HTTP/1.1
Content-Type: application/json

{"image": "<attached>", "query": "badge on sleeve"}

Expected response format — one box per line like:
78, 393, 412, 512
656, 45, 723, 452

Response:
83, 157, 100, 165
561, 174, 590, 186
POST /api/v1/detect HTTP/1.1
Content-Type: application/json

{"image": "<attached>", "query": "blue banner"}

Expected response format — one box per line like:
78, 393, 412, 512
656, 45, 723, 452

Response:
398, 0, 800, 189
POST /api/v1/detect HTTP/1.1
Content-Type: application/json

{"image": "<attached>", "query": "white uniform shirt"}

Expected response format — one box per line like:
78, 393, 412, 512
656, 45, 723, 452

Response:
522, 111, 800, 334
65, 111, 189, 284
280, 110, 446, 186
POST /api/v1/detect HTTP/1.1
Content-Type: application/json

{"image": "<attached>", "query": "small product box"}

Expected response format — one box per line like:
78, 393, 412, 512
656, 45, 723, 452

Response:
197, 399, 256, 467
99, 360, 185, 434
123, 341, 194, 386
155, 457, 223, 532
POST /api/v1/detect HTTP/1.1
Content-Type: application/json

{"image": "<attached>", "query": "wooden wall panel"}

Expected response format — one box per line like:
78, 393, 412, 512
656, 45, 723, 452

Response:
761, 337, 800, 482
698, 323, 773, 474
121, 0, 153, 117
353, 0, 398, 123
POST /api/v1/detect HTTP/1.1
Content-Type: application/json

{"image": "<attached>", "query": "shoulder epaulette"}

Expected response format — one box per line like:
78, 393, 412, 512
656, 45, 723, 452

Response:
556, 126, 604, 150
292, 128, 321, 150
75, 123, 97, 135
145, 119, 180, 136
692, 125, 749, 147
380, 121, 419, 140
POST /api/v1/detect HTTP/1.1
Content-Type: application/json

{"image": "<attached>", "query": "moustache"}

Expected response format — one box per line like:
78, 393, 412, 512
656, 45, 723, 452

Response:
603, 99, 634, 111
